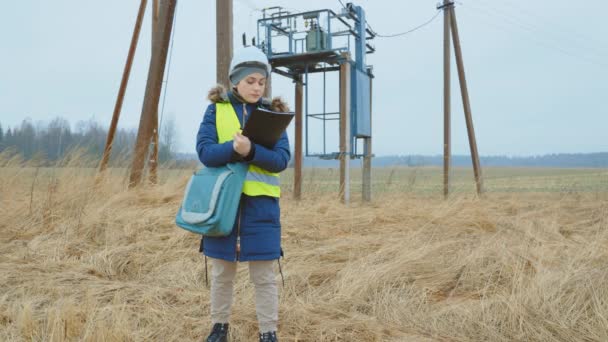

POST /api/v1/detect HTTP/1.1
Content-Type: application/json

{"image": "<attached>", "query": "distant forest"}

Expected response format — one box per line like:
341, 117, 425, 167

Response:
1, 118, 606, 168
289, 154, 608, 168
0, 117, 177, 165
367, 154, 608, 168
177, 152, 608, 168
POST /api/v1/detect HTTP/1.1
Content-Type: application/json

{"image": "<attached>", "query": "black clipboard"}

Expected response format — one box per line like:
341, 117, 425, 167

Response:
242, 107, 295, 149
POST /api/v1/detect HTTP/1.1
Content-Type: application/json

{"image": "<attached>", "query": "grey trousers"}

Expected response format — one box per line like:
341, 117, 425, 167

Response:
210, 257, 278, 333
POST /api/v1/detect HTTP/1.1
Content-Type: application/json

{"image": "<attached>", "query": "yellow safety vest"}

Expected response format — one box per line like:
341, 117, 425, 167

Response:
215, 102, 281, 197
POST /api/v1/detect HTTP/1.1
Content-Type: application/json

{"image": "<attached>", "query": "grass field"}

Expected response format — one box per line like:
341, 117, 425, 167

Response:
1, 154, 607, 341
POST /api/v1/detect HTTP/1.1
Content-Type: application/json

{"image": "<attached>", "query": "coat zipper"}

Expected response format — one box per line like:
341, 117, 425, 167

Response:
242, 103, 247, 128
235, 103, 247, 261
236, 202, 241, 261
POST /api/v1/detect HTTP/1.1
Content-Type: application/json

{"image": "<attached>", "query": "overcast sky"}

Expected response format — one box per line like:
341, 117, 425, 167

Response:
1, 0, 606, 156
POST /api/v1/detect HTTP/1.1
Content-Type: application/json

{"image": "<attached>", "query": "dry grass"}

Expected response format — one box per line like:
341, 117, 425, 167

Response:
1, 152, 607, 341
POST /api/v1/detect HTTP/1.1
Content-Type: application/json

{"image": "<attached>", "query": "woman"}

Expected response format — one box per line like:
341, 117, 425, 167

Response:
196, 46, 290, 342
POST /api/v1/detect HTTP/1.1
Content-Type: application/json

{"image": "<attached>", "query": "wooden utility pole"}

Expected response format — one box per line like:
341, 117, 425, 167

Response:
448, 5, 483, 194
149, 0, 161, 184
99, 0, 147, 175
216, 0, 233, 88
294, 76, 303, 200
443, 0, 451, 198
362, 70, 372, 202
152, 0, 160, 40
441, 0, 483, 196
339, 54, 351, 204
129, 0, 177, 187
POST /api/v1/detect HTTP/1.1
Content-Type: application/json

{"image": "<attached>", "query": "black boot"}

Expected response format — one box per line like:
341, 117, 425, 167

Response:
206, 323, 229, 342
259, 331, 278, 342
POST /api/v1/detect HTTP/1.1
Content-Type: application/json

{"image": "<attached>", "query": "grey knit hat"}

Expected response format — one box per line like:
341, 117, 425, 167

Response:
229, 63, 268, 85
228, 47, 271, 85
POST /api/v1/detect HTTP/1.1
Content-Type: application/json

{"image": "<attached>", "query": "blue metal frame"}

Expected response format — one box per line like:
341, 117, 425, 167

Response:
305, 64, 309, 157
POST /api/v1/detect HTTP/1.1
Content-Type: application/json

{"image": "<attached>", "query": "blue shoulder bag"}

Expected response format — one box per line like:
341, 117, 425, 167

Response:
175, 162, 247, 236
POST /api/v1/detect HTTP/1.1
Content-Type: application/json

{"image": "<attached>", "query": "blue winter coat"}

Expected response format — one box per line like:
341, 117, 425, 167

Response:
196, 86, 291, 262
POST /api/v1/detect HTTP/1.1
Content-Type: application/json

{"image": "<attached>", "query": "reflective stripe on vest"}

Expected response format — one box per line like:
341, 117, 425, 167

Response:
215, 102, 281, 197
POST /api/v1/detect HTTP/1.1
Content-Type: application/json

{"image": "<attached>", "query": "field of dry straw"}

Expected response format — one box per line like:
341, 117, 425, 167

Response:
1, 153, 607, 341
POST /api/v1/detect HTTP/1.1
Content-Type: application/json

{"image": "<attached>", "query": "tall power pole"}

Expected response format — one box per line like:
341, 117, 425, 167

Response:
149, 0, 161, 184
362, 73, 373, 202
99, 0, 148, 175
441, 0, 483, 196
443, 0, 451, 198
294, 76, 303, 200
449, 4, 483, 195
128, 0, 177, 187
339, 53, 351, 204
216, 0, 233, 88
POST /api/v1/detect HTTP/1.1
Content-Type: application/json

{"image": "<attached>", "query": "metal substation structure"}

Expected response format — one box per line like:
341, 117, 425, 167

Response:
100, 0, 482, 199
98, 0, 374, 202
252, 3, 376, 203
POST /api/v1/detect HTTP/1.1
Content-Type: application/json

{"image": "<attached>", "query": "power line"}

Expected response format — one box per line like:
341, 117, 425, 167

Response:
235, 0, 260, 11
368, 10, 442, 38
465, 2, 608, 60
497, 0, 607, 50
337, 0, 442, 39
459, 5, 608, 69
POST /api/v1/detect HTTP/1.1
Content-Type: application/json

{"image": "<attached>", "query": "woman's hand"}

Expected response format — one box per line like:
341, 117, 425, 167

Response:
233, 132, 252, 157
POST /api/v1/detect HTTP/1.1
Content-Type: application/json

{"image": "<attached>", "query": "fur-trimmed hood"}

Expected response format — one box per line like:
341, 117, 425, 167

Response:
207, 84, 290, 112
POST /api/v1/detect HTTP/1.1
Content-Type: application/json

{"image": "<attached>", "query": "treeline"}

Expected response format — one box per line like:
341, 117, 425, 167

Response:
0, 117, 176, 165
281, 153, 608, 168
378, 154, 608, 168
174, 152, 608, 168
